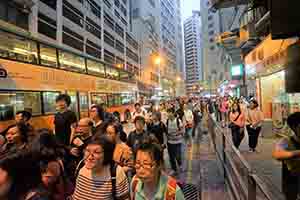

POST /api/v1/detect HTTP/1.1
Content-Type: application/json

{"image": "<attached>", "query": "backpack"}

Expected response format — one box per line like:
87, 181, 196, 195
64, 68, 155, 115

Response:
75, 160, 118, 200
131, 176, 199, 200
166, 118, 181, 131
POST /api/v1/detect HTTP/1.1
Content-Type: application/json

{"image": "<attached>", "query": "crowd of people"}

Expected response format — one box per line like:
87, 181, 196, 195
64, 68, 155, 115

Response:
0, 94, 211, 200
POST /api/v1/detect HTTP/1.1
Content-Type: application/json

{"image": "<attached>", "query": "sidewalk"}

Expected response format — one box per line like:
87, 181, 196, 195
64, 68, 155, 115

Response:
234, 124, 283, 195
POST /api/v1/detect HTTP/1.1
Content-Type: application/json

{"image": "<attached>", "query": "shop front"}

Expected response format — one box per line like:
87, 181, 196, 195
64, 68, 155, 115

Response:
245, 35, 300, 136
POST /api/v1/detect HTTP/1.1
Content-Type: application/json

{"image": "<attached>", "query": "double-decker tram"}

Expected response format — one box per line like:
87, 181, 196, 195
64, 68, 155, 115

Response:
0, 27, 137, 131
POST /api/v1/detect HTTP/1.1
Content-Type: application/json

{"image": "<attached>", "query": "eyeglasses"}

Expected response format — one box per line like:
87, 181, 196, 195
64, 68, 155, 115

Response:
135, 161, 155, 170
84, 149, 104, 157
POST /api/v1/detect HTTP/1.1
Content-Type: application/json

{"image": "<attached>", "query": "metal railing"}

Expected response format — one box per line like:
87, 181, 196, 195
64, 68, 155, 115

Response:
208, 118, 285, 200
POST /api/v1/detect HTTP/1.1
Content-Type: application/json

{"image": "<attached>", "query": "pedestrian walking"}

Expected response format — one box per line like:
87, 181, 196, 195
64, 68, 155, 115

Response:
166, 108, 184, 176
273, 112, 300, 200
131, 142, 185, 200
229, 102, 245, 149
246, 99, 264, 152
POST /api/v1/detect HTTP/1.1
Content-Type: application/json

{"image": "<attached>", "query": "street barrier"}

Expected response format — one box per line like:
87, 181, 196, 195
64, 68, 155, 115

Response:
208, 118, 285, 200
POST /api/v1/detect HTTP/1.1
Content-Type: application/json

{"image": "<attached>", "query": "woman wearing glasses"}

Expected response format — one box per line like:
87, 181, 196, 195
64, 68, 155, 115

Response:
72, 135, 130, 200
131, 142, 184, 200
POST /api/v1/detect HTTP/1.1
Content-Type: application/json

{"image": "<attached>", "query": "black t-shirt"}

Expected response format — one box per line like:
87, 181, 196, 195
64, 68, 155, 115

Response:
147, 122, 167, 145
54, 110, 77, 146
126, 130, 148, 153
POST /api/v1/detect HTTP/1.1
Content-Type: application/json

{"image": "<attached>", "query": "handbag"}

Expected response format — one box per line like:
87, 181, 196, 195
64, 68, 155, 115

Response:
229, 112, 241, 129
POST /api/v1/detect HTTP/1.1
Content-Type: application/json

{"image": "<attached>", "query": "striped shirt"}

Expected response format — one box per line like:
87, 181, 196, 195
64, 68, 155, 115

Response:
72, 165, 130, 200
167, 118, 184, 144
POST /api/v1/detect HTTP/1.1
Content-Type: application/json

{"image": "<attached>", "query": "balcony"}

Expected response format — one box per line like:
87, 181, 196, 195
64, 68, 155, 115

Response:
209, 0, 248, 11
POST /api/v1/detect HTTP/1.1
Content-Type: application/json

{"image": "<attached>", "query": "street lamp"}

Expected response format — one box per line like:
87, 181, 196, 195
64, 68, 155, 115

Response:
116, 63, 122, 68
154, 57, 161, 65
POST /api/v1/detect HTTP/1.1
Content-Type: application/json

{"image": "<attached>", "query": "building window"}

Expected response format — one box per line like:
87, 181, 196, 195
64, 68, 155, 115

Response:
115, 23, 124, 38
209, 38, 214, 43
63, 0, 84, 27
104, 12, 115, 30
104, 0, 112, 8
126, 33, 139, 50
63, 26, 84, 51
114, 0, 120, 8
40, 0, 57, 10
104, 49, 115, 64
120, 5, 127, 17
38, 13, 57, 40
0, 1, 29, 30
208, 23, 214, 28
209, 30, 214, 35
115, 40, 124, 53
104, 30, 115, 47
86, 39, 101, 59
122, 0, 127, 5
208, 15, 213, 21
86, 17, 101, 39
210, 46, 215, 51
114, 9, 121, 19
121, 17, 127, 26
87, 0, 101, 19
126, 47, 138, 63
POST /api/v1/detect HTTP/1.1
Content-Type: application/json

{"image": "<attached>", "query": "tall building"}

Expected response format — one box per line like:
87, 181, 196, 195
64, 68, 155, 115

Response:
200, 0, 244, 93
131, 0, 185, 96
0, 0, 140, 77
184, 11, 202, 95
131, 0, 161, 96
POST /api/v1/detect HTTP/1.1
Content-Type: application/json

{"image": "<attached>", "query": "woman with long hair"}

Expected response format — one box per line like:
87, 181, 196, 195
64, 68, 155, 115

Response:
246, 100, 264, 152
229, 102, 245, 149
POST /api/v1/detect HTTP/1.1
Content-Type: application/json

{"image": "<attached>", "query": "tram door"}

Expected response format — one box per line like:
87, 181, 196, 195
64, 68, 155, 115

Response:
79, 92, 89, 118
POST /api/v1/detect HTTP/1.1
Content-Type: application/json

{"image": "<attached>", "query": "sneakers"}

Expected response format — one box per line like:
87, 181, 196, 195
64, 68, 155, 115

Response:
249, 148, 257, 153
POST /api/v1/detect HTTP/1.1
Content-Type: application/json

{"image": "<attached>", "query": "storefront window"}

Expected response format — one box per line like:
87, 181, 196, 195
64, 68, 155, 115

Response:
260, 70, 300, 135
58, 50, 86, 72
0, 30, 38, 64
40, 44, 58, 68
43, 92, 60, 114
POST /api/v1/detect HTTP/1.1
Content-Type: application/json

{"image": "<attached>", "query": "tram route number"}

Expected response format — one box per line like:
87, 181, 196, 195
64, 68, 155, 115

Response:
0, 68, 7, 78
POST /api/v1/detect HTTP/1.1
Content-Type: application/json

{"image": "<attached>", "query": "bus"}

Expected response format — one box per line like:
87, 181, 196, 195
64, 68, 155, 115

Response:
0, 27, 137, 132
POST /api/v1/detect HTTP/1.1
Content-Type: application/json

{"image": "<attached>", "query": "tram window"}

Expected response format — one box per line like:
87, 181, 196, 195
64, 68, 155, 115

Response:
87, 59, 105, 77
106, 67, 119, 80
43, 92, 60, 114
0, 30, 38, 64
67, 91, 79, 119
91, 93, 107, 105
0, 93, 15, 121
108, 94, 121, 107
39, 44, 58, 68
119, 71, 130, 81
79, 92, 89, 118
15, 92, 42, 116
121, 93, 134, 105
58, 50, 86, 73
79, 93, 88, 111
